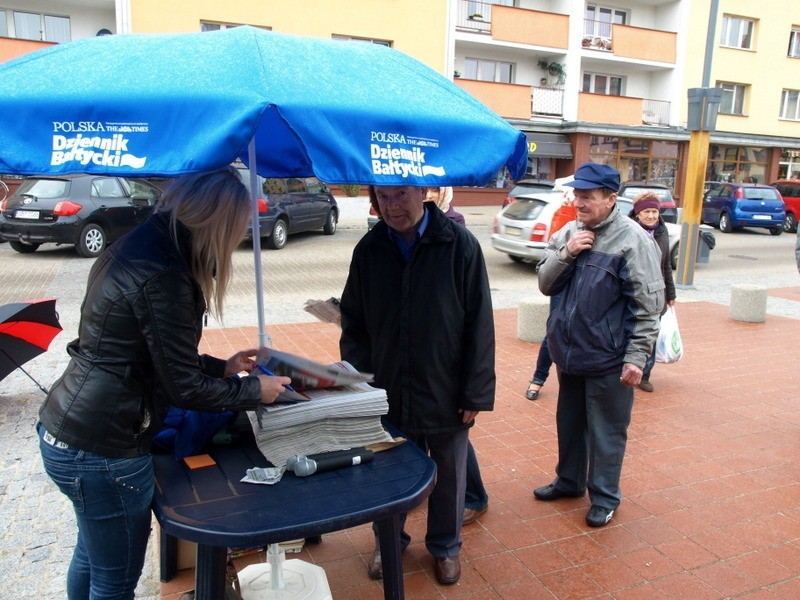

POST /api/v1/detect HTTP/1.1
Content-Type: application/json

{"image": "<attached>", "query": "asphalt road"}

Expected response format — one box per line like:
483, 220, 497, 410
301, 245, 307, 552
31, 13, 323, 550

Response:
1, 201, 799, 335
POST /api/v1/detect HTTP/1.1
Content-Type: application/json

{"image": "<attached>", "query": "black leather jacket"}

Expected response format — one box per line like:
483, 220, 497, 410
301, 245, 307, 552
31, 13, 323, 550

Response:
39, 211, 261, 458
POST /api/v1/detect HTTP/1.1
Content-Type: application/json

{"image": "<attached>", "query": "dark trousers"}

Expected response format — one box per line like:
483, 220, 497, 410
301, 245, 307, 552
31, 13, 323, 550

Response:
373, 427, 468, 557
552, 369, 634, 509
532, 336, 553, 385
464, 440, 488, 510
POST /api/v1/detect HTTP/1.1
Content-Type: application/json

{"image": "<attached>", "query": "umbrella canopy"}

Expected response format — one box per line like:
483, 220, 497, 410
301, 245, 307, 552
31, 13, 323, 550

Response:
0, 26, 527, 186
0, 298, 62, 383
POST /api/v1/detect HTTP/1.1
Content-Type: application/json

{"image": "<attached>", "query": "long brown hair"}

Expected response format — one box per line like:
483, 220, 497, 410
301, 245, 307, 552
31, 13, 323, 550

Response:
157, 167, 250, 319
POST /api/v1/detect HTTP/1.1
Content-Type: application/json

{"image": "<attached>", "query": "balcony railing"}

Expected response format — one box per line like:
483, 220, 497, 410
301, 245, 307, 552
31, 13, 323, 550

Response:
642, 99, 670, 127
457, 1, 494, 33
532, 86, 564, 118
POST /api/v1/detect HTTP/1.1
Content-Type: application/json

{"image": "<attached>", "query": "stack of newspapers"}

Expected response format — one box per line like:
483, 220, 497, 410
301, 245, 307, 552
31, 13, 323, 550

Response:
247, 348, 396, 469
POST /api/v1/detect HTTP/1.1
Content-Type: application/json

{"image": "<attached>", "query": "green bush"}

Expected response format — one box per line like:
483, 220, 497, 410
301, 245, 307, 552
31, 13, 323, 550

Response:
341, 184, 361, 197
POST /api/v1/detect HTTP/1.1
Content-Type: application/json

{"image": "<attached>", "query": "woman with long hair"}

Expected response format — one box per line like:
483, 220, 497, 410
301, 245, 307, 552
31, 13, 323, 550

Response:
37, 167, 290, 599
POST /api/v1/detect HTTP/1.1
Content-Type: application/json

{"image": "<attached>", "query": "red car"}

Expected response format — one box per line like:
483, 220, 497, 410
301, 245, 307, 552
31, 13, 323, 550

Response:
770, 179, 800, 232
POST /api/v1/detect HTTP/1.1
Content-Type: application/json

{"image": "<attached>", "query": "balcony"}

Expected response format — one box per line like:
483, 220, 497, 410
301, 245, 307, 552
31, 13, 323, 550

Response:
578, 93, 670, 127
582, 20, 676, 64
456, 79, 563, 121
0, 36, 56, 63
457, 1, 568, 49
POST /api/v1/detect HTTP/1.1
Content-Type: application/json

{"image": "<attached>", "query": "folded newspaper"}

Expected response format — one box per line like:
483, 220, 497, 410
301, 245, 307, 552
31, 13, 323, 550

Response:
303, 297, 342, 327
256, 347, 373, 404
247, 352, 398, 473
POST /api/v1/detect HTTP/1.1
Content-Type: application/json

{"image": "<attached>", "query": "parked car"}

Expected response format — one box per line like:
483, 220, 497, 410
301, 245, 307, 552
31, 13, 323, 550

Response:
491, 188, 568, 264
236, 167, 338, 249
701, 182, 784, 235
502, 179, 555, 208
618, 182, 678, 223
0, 174, 162, 257
616, 198, 715, 269
769, 179, 800, 232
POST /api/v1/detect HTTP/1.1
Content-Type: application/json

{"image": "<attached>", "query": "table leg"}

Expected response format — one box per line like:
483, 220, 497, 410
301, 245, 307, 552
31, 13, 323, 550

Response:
376, 514, 404, 600
193, 545, 228, 600
159, 530, 177, 582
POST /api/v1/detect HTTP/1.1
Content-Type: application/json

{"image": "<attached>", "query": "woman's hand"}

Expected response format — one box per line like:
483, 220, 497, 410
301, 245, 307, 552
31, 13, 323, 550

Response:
224, 348, 259, 377
256, 374, 293, 405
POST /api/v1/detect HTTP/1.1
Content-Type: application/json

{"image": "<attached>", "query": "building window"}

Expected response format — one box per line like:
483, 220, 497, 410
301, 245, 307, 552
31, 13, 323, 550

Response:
332, 35, 391, 47
585, 4, 627, 38
780, 90, 800, 121
717, 82, 746, 115
789, 28, 800, 57
5, 10, 70, 42
464, 58, 513, 83
582, 72, 623, 96
589, 136, 680, 190
720, 15, 754, 50
706, 145, 768, 184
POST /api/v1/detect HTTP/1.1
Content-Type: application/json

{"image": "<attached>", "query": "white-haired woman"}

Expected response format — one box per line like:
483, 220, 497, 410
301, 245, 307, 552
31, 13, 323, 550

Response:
37, 167, 290, 600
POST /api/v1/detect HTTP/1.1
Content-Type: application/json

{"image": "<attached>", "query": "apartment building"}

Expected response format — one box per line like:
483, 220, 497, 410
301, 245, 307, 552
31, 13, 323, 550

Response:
2, 1, 799, 202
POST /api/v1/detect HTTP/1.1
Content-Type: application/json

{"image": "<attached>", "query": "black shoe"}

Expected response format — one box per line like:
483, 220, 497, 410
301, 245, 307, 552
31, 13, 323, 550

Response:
533, 484, 582, 501
586, 505, 614, 527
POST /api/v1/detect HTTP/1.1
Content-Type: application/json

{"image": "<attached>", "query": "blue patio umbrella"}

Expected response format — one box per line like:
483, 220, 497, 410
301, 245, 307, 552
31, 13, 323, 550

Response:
0, 27, 528, 342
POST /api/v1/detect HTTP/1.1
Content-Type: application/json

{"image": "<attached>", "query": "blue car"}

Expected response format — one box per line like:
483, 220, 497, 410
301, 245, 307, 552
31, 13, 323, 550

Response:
701, 182, 784, 235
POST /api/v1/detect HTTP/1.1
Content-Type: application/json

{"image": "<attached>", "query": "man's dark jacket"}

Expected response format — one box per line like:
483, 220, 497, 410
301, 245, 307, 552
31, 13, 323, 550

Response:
339, 203, 495, 435
39, 212, 261, 457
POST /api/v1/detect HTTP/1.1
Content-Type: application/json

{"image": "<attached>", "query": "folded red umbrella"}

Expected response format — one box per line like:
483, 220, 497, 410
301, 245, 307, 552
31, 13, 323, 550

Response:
0, 298, 62, 388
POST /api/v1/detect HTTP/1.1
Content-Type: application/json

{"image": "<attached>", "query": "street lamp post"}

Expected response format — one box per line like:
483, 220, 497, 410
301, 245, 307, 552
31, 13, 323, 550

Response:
676, 0, 720, 287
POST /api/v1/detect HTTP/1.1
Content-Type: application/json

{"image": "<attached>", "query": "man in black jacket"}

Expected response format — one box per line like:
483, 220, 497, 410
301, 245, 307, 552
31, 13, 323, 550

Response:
340, 185, 495, 585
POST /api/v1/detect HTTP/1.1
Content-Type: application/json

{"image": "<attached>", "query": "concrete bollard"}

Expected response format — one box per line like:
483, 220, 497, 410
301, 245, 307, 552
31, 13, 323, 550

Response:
517, 297, 550, 343
729, 284, 767, 323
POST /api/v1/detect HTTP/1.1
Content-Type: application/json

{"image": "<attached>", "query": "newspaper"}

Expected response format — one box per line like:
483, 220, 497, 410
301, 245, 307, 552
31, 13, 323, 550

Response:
256, 347, 373, 403
303, 297, 342, 327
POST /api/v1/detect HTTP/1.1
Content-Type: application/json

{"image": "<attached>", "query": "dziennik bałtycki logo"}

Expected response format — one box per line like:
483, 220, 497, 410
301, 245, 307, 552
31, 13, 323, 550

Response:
50, 121, 148, 168
370, 131, 445, 178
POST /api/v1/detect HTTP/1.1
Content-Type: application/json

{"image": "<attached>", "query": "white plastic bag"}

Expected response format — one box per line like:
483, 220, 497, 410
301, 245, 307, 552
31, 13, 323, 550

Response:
655, 306, 683, 364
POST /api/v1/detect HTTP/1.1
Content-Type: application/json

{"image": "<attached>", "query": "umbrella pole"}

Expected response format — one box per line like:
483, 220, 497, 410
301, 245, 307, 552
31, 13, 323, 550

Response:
0, 349, 49, 394
247, 138, 271, 349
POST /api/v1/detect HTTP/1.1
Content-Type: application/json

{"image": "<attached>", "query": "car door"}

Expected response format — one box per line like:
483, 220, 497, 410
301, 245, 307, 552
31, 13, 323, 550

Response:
89, 176, 133, 240
283, 177, 313, 232
303, 177, 332, 229
702, 183, 726, 224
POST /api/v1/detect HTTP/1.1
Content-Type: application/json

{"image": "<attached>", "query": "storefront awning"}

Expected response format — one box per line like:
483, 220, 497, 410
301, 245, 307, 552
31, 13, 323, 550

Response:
526, 132, 573, 159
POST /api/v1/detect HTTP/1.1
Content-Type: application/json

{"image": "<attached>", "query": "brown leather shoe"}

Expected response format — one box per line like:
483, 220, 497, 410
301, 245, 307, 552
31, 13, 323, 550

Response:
367, 550, 383, 580
638, 380, 654, 392
434, 556, 461, 585
462, 505, 488, 525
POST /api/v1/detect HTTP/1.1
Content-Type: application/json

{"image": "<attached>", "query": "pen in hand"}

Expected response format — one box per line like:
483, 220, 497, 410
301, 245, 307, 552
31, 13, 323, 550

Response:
256, 364, 295, 392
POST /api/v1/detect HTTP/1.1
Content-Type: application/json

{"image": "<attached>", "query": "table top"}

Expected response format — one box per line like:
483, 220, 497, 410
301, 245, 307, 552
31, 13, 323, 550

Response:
152, 424, 436, 549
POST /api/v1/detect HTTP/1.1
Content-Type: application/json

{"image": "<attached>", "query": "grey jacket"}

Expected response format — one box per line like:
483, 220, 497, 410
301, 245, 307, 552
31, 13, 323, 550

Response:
538, 205, 665, 375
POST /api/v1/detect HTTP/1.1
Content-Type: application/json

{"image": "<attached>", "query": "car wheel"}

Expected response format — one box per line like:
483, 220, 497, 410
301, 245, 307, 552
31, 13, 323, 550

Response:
266, 219, 288, 250
323, 209, 337, 235
509, 254, 524, 263
783, 212, 797, 233
77, 223, 107, 258
719, 212, 732, 233
9, 240, 39, 254
769, 227, 783, 236
670, 243, 678, 270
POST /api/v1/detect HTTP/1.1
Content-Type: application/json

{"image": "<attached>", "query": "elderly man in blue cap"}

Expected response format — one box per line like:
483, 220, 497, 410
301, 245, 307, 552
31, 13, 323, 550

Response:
533, 162, 664, 527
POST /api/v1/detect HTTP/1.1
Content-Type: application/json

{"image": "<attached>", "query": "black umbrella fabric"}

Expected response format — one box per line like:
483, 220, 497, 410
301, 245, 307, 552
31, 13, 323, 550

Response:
0, 298, 62, 386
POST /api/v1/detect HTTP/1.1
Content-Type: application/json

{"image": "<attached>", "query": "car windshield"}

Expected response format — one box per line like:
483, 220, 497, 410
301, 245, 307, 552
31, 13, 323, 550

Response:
504, 198, 549, 220
616, 199, 634, 215
742, 187, 781, 201
621, 187, 672, 201
17, 178, 69, 199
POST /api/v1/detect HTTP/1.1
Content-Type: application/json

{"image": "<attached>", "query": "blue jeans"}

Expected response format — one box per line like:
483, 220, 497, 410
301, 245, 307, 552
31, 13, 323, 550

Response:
37, 422, 154, 600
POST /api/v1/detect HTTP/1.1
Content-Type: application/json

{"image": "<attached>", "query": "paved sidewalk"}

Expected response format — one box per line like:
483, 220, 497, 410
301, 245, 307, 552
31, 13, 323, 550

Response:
161, 295, 800, 599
